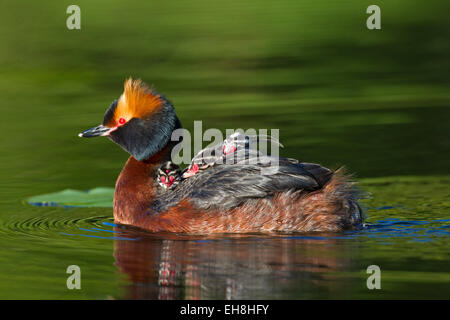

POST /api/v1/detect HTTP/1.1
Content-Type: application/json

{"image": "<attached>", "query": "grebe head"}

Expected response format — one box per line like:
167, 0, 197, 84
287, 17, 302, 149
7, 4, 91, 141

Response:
79, 78, 181, 161
157, 161, 182, 190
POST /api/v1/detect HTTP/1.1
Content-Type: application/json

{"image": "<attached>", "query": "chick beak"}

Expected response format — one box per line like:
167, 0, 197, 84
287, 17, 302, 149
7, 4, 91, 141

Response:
78, 124, 115, 138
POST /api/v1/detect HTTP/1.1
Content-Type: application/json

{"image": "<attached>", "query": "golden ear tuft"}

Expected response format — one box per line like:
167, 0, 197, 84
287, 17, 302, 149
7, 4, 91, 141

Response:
115, 78, 163, 122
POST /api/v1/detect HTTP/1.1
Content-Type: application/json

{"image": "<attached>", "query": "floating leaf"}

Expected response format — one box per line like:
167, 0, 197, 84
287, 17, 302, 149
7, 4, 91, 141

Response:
27, 187, 114, 208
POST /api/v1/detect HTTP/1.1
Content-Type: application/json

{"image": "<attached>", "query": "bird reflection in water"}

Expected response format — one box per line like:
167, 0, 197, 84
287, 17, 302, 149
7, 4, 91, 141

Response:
113, 227, 356, 300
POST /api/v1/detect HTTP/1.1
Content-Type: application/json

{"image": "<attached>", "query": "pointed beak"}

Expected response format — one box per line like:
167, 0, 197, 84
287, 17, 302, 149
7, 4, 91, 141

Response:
78, 124, 115, 138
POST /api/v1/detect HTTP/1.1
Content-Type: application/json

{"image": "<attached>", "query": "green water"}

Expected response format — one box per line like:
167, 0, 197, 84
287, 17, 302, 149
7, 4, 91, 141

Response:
0, 0, 449, 299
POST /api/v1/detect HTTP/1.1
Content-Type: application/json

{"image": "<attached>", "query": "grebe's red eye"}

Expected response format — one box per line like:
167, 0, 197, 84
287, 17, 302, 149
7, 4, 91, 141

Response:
118, 118, 126, 125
